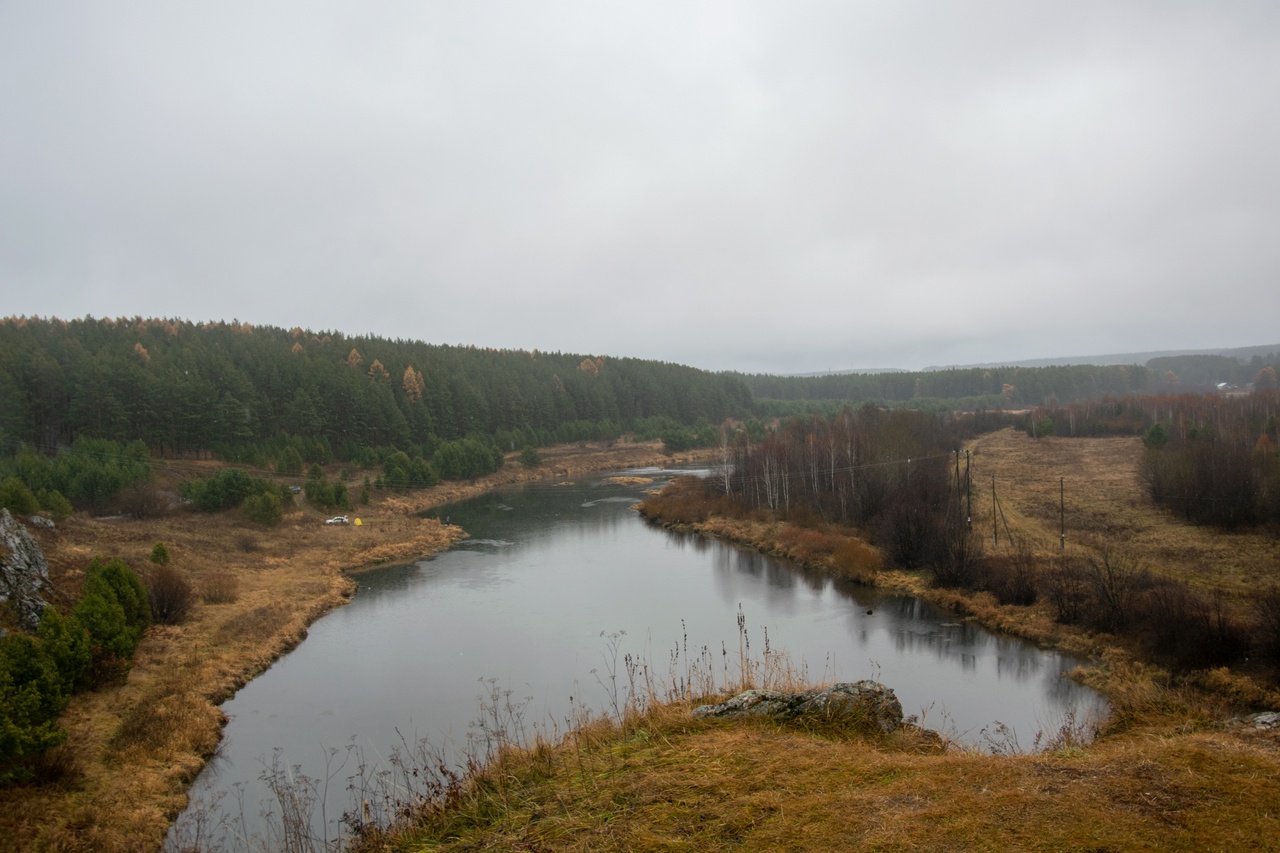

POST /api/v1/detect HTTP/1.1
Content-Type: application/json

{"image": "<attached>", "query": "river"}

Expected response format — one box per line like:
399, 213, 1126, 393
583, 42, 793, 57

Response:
170, 467, 1106, 849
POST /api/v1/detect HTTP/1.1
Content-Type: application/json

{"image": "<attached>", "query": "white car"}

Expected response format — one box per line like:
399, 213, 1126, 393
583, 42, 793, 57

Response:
325, 515, 349, 525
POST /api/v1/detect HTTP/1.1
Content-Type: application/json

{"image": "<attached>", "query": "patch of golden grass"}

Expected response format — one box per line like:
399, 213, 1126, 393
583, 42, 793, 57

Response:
602, 475, 654, 485
372, 691, 1280, 852
107, 680, 222, 765
969, 428, 1280, 602
830, 536, 883, 583
210, 600, 295, 648
199, 569, 239, 604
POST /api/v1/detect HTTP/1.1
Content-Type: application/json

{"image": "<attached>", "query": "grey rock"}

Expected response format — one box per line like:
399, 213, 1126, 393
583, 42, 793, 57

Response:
1225, 711, 1280, 731
1249, 712, 1280, 730
0, 508, 52, 632
27, 515, 55, 530
693, 680, 904, 735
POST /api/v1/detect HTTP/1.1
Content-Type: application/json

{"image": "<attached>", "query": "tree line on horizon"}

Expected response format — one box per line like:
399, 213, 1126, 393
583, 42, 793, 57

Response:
737, 351, 1279, 408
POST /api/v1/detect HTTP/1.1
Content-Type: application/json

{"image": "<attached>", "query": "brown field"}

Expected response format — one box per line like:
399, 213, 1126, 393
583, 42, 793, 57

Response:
968, 428, 1280, 598
1, 440, 709, 852
365, 428, 1280, 852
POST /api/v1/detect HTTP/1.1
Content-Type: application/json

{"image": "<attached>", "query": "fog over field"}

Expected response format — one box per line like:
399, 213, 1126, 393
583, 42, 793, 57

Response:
2, 3, 1278, 373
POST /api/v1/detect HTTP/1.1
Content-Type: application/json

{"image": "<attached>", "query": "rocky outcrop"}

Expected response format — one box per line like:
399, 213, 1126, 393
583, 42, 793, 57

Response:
693, 680, 904, 735
0, 508, 51, 633
1230, 711, 1280, 731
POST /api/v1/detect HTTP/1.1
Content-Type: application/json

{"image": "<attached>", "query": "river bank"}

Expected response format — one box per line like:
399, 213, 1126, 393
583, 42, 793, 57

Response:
177, 461, 1108, 851
11, 430, 1280, 851
1, 441, 711, 852
356, 431, 1280, 851
637, 429, 1280, 710
358, 686, 1280, 851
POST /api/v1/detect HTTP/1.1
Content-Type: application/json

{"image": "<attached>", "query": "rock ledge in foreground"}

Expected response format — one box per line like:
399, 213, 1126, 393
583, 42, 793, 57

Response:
693, 680, 904, 735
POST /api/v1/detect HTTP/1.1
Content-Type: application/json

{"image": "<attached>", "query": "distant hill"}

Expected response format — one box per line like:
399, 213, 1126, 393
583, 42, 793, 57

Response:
782, 367, 909, 377
739, 343, 1280, 407
923, 343, 1280, 371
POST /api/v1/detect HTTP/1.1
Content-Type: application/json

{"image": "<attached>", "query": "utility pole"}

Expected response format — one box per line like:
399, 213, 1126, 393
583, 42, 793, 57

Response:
965, 450, 971, 528
992, 474, 998, 547
1060, 477, 1065, 552
954, 450, 961, 498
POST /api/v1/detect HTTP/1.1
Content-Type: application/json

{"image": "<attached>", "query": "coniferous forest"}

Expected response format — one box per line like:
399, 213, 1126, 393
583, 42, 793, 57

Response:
0, 316, 753, 464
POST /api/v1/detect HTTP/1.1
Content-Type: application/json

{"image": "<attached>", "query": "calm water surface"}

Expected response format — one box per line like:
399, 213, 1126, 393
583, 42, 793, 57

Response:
175, 468, 1105, 845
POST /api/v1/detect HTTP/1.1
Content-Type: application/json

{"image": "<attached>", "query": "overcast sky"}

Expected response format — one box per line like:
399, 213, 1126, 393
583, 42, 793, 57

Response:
2, 2, 1278, 373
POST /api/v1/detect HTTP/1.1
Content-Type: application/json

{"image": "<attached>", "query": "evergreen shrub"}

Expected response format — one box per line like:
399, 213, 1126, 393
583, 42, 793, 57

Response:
0, 634, 68, 784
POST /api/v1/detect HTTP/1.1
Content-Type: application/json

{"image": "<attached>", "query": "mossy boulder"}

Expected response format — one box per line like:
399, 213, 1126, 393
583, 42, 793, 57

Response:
693, 680, 904, 735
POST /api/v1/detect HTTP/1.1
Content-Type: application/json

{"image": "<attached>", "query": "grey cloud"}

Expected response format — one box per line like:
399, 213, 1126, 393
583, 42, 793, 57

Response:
2, 2, 1278, 372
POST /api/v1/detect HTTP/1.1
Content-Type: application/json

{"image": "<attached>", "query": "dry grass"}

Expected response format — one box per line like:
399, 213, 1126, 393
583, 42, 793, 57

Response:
968, 428, 1280, 602
602, 475, 655, 486
371, 695, 1280, 852
966, 429, 1280, 674
199, 570, 239, 604
831, 536, 883, 583
1, 440, 705, 852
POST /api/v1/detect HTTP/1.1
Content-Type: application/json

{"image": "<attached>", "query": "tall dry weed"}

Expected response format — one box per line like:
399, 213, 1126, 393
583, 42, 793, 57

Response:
978, 539, 1039, 605
201, 570, 240, 604
1253, 584, 1280, 667
1073, 657, 1204, 734
175, 615, 828, 850
146, 564, 196, 624
830, 538, 881, 583
109, 688, 220, 760
212, 603, 290, 647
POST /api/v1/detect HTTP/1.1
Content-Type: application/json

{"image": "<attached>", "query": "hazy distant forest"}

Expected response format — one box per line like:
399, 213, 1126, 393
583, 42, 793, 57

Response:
0, 316, 1277, 518
742, 351, 1280, 412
